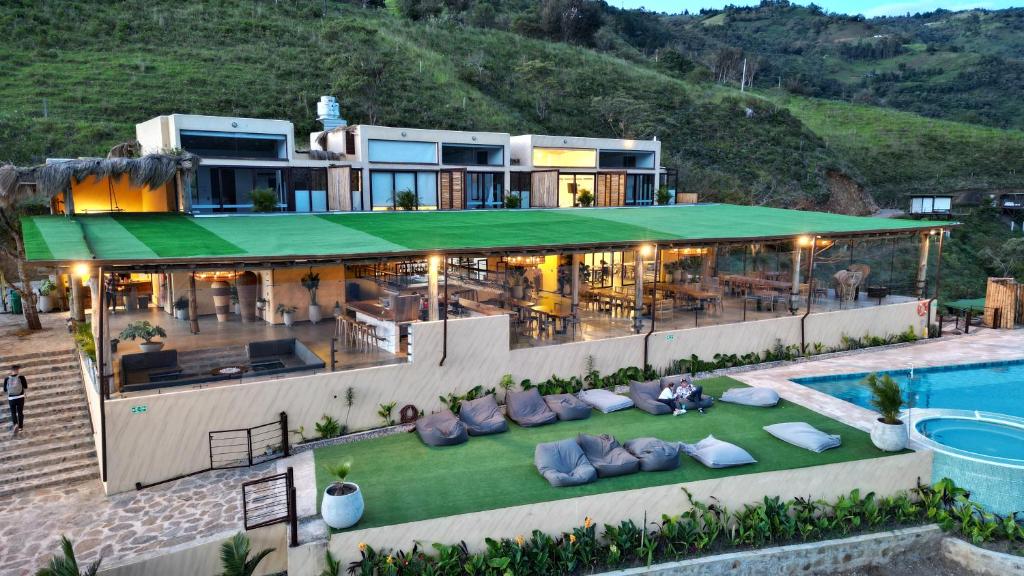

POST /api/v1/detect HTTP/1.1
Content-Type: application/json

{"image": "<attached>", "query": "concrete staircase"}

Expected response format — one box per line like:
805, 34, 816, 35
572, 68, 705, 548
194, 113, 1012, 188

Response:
0, 348, 99, 497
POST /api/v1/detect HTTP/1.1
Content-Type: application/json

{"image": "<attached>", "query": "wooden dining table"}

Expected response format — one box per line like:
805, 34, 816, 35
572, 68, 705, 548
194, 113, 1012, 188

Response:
720, 274, 792, 293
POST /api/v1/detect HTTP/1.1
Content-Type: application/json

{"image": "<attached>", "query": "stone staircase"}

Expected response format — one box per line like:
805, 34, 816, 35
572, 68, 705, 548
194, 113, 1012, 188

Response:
0, 347, 99, 497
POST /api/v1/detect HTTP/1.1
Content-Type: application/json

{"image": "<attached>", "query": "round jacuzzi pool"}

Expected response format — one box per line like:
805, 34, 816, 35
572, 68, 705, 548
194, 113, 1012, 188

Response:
916, 417, 1024, 461
909, 410, 1024, 514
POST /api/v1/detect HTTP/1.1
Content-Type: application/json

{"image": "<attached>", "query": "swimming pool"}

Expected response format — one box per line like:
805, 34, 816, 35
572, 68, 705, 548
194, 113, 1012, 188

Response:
790, 359, 1024, 419
916, 415, 1024, 462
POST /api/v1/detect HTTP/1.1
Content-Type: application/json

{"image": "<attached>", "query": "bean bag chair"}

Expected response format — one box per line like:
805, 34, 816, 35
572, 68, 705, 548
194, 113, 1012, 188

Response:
416, 409, 468, 447
624, 437, 682, 472
576, 433, 640, 478
720, 387, 780, 407
681, 435, 756, 469
629, 380, 672, 415
763, 422, 841, 453
534, 439, 598, 487
679, 395, 714, 411
458, 394, 508, 436
578, 388, 634, 414
506, 389, 557, 427
544, 394, 592, 421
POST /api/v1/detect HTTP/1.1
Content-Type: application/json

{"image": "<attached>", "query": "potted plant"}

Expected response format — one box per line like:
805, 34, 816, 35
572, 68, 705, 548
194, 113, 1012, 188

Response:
506, 267, 527, 300
656, 185, 672, 206
333, 300, 342, 318
504, 194, 521, 209
577, 189, 594, 207
668, 261, 684, 283
37, 279, 56, 313
866, 373, 907, 451
321, 460, 363, 529
119, 320, 168, 353
251, 187, 278, 213
301, 270, 322, 324
173, 296, 189, 321
256, 297, 268, 319
395, 189, 417, 211
277, 304, 297, 327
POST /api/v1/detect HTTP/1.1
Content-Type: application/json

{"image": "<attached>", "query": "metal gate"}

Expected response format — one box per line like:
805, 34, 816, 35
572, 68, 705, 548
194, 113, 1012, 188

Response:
241, 466, 299, 547
210, 412, 289, 470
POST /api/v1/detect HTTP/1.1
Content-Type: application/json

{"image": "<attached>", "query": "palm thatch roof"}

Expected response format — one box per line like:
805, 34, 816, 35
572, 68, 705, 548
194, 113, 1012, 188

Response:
0, 152, 199, 209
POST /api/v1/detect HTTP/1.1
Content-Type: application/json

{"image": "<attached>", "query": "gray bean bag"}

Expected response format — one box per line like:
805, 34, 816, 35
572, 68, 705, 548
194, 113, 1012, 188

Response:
416, 409, 469, 447
624, 437, 682, 472
763, 422, 841, 453
534, 439, 598, 487
506, 388, 558, 427
576, 433, 640, 478
679, 395, 714, 411
544, 394, 592, 421
629, 380, 672, 415
720, 387, 780, 407
578, 388, 634, 413
458, 394, 508, 436
681, 435, 757, 469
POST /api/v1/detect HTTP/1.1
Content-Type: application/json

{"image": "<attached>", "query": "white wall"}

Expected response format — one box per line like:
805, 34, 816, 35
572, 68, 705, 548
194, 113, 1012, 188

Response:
98, 301, 923, 494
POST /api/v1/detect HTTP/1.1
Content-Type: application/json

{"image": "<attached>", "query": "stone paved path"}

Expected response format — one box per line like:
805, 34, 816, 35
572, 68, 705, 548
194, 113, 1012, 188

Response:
0, 464, 275, 576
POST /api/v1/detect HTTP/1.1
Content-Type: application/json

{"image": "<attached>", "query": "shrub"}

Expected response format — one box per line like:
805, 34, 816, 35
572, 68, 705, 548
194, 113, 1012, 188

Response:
74, 322, 96, 361
577, 189, 594, 207
378, 401, 397, 426
504, 194, 522, 209
865, 373, 904, 424
395, 189, 417, 210
314, 414, 343, 439
251, 187, 279, 212
656, 185, 671, 205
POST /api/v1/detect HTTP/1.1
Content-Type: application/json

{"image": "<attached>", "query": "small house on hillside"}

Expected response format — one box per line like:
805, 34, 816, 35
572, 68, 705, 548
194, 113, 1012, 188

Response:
908, 194, 953, 216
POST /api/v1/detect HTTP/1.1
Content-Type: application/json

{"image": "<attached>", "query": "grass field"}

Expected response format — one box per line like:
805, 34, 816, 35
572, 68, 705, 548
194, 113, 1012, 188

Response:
314, 377, 890, 531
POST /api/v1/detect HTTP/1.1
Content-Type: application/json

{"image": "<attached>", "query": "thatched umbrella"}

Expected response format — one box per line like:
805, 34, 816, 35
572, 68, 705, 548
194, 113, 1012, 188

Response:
0, 152, 200, 209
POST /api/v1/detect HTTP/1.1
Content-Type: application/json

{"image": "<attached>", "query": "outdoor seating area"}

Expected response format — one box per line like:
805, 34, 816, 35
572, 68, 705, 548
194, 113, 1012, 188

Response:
314, 377, 889, 532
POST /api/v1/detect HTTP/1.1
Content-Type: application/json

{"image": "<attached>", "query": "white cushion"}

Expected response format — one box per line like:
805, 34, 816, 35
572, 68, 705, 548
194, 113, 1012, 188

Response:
578, 389, 634, 414
720, 387, 780, 407
681, 435, 757, 468
763, 422, 841, 453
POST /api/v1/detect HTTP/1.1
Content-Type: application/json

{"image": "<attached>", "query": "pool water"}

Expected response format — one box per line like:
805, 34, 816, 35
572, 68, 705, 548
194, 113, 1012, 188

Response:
916, 418, 1024, 461
791, 360, 1024, 419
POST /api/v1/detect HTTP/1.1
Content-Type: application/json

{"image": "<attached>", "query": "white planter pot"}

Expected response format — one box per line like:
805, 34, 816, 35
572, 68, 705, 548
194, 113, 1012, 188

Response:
308, 304, 322, 325
175, 308, 188, 321
870, 419, 908, 452
282, 311, 295, 327
321, 482, 364, 529
672, 271, 683, 283
233, 302, 240, 315
139, 342, 165, 354
37, 295, 53, 313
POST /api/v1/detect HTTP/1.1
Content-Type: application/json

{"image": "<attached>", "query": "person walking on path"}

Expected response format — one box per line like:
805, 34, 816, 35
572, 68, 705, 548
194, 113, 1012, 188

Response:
4, 364, 27, 433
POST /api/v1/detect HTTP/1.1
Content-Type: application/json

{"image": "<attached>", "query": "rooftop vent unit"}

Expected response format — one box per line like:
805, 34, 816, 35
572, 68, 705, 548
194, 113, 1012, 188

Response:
317, 95, 347, 131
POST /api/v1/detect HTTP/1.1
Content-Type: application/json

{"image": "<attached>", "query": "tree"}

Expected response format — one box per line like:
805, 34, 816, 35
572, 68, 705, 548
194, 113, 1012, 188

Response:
0, 167, 45, 330
36, 536, 100, 576
981, 237, 1024, 279
218, 532, 274, 576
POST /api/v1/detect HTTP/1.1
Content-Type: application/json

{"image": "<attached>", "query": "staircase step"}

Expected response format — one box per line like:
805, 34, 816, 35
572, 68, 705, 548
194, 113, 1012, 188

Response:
0, 463, 99, 498
13, 384, 86, 403
2, 445, 96, 470
0, 455, 98, 485
0, 349, 77, 365
0, 412, 92, 432
0, 354, 78, 370
0, 435, 96, 464
21, 371, 87, 388
3, 426, 94, 451
0, 403, 89, 424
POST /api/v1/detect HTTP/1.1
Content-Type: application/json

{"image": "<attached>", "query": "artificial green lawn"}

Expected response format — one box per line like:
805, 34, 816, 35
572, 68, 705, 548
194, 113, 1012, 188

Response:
24, 204, 941, 263
314, 377, 889, 531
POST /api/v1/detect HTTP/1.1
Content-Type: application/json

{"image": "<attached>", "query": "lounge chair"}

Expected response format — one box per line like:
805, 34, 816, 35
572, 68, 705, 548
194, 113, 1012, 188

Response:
623, 437, 682, 471
506, 389, 558, 427
763, 422, 841, 453
458, 394, 508, 436
544, 394, 592, 421
629, 379, 672, 415
577, 388, 634, 413
534, 439, 598, 487
576, 433, 640, 478
415, 410, 469, 447
720, 387, 780, 407
681, 435, 756, 469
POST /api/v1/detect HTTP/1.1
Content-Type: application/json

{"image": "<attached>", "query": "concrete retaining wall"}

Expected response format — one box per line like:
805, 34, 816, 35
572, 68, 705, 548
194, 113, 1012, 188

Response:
942, 536, 1024, 576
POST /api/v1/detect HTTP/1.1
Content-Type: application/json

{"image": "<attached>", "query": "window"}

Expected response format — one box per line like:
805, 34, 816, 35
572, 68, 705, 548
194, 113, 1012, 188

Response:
367, 140, 438, 164
466, 172, 504, 209
289, 168, 328, 212
441, 144, 503, 166
625, 174, 654, 206
192, 167, 284, 213
558, 174, 595, 207
599, 150, 655, 169
180, 131, 287, 160
370, 171, 438, 210
532, 148, 597, 168
510, 172, 531, 208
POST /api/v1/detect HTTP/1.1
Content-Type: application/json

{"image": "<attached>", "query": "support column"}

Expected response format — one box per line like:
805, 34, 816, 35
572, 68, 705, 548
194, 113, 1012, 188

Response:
700, 246, 716, 284
633, 249, 645, 334
790, 242, 802, 313
69, 273, 85, 322
571, 253, 582, 315
189, 272, 200, 334
428, 256, 440, 322
916, 233, 930, 298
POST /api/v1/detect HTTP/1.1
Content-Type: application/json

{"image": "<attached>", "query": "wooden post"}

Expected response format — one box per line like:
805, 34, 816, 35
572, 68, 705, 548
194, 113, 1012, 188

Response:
633, 249, 644, 334
916, 233, 930, 298
790, 242, 802, 312
189, 272, 200, 334
571, 253, 582, 316
69, 272, 85, 322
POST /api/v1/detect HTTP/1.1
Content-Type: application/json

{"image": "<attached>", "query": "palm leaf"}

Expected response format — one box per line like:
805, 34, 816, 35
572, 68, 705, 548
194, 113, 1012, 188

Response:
36, 535, 100, 576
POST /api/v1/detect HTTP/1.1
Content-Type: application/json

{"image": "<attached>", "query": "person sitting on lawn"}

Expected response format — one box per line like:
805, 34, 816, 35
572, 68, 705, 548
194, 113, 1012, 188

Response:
675, 375, 707, 415
657, 382, 678, 412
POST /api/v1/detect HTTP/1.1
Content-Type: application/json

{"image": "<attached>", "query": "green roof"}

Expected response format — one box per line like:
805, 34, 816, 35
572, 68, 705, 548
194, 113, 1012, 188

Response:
943, 298, 986, 313
22, 205, 948, 265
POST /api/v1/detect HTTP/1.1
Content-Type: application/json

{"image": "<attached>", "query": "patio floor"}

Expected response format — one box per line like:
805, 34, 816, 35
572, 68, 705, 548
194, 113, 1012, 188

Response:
313, 376, 892, 531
